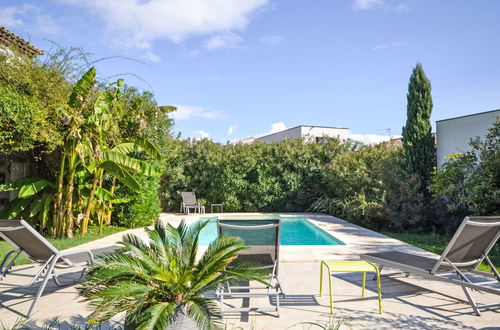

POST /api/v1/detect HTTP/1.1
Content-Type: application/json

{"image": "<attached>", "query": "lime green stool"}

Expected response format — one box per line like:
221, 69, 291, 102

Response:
319, 260, 382, 314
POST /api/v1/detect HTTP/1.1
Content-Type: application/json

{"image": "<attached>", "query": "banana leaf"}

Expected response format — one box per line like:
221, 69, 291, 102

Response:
18, 179, 51, 198
0, 196, 34, 219
68, 67, 96, 108
133, 137, 161, 160
0, 177, 41, 191
99, 161, 140, 192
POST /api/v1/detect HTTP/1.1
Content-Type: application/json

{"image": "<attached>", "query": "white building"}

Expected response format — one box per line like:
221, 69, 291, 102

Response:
436, 109, 500, 168
256, 125, 350, 143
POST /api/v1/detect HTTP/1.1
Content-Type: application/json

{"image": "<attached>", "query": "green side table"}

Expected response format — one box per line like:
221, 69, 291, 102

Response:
319, 260, 382, 314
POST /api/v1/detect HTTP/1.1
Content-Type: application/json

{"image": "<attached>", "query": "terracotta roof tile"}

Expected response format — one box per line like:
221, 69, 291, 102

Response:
0, 26, 43, 57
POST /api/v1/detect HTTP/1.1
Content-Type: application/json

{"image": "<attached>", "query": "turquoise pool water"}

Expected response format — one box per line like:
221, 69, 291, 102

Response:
196, 216, 344, 246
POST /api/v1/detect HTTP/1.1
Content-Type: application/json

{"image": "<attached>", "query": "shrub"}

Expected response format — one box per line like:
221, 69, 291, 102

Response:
381, 149, 426, 232
312, 143, 393, 230
115, 174, 161, 228
161, 137, 353, 213
0, 89, 40, 152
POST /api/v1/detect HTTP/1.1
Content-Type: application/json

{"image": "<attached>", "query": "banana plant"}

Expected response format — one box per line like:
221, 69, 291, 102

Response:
79, 142, 161, 234
0, 178, 55, 232
77, 82, 162, 234
1, 67, 163, 238
53, 67, 97, 238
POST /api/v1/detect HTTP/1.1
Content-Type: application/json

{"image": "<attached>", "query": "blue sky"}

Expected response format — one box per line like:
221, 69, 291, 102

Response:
1, 0, 499, 143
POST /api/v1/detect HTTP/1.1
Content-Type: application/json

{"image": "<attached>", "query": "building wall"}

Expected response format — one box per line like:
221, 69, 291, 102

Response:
300, 126, 350, 142
257, 126, 349, 143
257, 126, 302, 143
0, 157, 27, 209
436, 110, 500, 168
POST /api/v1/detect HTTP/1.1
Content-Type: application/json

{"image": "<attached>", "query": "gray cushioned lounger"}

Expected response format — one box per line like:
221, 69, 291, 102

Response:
216, 218, 284, 317
0, 219, 119, 317
363, 216, 500, 316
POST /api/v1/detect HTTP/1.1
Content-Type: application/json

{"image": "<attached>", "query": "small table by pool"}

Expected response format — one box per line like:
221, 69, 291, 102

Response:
319, 260, 382, 314
210, 203, 223, 213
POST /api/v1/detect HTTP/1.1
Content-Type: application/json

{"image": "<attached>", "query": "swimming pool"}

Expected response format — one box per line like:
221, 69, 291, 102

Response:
196, 216, 344, 246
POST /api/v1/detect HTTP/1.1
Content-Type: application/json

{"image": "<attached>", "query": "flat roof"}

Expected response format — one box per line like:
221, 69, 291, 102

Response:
436, 109, 500, 123
256, 125, 349, 140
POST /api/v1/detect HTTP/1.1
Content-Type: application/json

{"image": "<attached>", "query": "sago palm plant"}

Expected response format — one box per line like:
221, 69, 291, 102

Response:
77, 220, 269, 330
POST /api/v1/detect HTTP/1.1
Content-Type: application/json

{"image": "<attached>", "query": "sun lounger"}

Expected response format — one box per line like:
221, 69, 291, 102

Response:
362, 216, 500, 316
216, 218, 284, 316
180, 192, 204, 214
0, 219, 117, 317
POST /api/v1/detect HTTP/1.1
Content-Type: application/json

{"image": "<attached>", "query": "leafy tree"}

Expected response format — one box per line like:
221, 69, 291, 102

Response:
432, 117, 500, 222
78, 220, 269, 329
402, 63, 436, 197
467, 118, 500, 214
0, 89, 40, 153
0, 46, 86, 159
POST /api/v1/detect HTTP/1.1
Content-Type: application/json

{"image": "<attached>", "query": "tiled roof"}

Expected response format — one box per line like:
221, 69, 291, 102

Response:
0, 26, 43, 57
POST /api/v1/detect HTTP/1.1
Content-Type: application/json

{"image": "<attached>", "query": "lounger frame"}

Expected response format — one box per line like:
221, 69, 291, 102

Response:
0, 219, 95, 317
216, 219, 284, 316
363, 216, 500, 316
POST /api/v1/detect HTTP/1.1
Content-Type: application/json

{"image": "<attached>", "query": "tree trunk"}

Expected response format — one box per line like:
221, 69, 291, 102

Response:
80, 168, 102, 235
104, 178, 116, 225
63, 148, 78, 238
53, 153, 66, 238
64, 164, 76, 238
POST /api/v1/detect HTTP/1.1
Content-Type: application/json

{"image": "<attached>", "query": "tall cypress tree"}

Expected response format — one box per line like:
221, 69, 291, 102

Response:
402, 63, 436, 197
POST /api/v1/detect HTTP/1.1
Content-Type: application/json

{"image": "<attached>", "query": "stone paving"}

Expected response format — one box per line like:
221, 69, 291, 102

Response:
1, 213, 499, 329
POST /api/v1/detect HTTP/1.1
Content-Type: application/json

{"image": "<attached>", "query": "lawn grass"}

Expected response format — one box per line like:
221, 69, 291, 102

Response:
382, 231, 500, 273
0, 225, 127, 266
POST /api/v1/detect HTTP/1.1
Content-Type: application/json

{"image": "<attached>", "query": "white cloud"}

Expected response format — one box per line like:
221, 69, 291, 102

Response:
187, 49, 201, 57
60, 0, 269, 51
142, 50, 161, 62
255, 121, 288, 137
353, 0, 383, 10
393, 3, 411, 12
371, 41, 406, 51
227, 125, 237, 136
204, 32, 243, 50
269, 122, 287, 134
170, 105, 224, 120
32, 13, 61, 35
0, 4, 60, 35
192, 130, 210, 140
348, 133, 402, 145
0, 7, 24, 27
232, 121, 287, 143
371, 44, 388, 51
258, 34, 283, 46
353, 0, 410, 12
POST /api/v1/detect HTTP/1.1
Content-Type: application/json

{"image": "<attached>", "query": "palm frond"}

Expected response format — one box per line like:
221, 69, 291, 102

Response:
186, 297, 223, 330
135, 303, 177, 330
79, 220, 271, 329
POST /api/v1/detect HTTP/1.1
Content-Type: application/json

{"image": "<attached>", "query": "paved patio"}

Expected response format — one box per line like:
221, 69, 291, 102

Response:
0, 213, 499, 329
